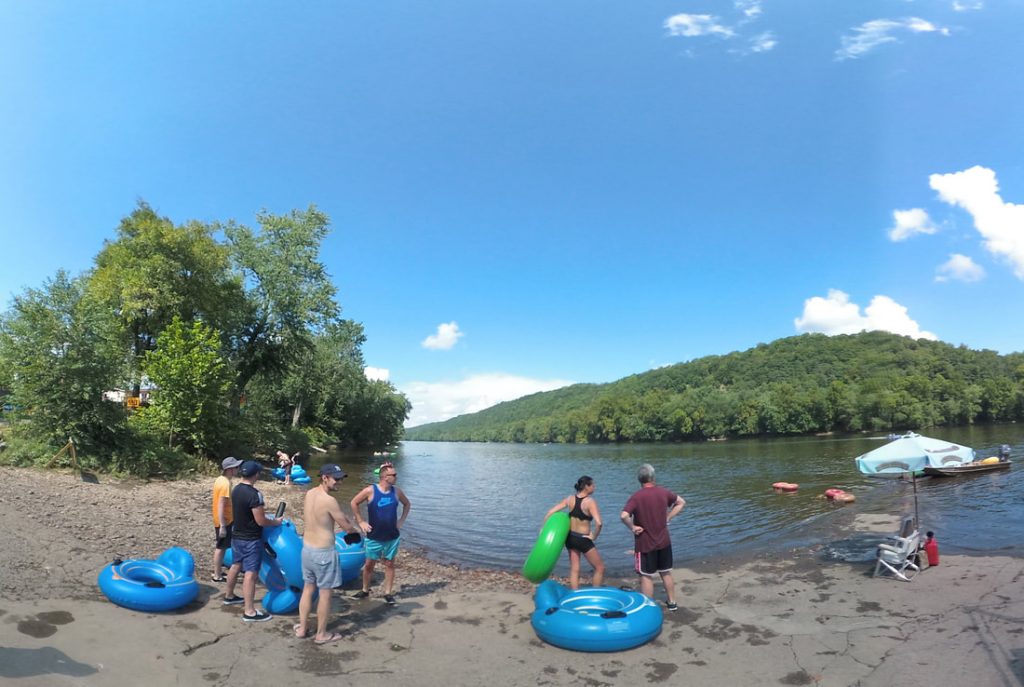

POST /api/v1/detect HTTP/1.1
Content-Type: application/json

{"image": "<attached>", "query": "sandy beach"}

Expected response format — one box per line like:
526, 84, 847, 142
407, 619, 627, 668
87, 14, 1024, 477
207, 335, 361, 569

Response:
1, 465, 1022, 686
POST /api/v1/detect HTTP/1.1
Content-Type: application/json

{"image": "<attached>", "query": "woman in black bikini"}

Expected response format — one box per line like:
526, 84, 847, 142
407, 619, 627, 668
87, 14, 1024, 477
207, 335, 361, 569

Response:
544, 475, 605, 589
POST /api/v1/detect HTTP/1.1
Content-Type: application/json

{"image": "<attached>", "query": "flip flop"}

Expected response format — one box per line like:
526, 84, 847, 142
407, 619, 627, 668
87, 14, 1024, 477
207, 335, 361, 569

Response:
314, 632, 343, 645
293, 624, 308, 639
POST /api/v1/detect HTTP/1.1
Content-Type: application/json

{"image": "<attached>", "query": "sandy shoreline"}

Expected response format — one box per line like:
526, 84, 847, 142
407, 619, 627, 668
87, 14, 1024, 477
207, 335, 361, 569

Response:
1, 466, 1022, 686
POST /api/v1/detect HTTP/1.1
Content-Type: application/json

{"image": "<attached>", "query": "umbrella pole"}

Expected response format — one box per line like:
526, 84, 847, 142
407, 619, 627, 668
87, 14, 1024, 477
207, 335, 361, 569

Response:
912, 472, 919, 530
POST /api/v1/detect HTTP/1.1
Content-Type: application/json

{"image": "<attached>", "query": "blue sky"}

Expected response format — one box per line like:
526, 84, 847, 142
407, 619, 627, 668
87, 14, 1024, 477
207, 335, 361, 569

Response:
1, 2, 1022, 426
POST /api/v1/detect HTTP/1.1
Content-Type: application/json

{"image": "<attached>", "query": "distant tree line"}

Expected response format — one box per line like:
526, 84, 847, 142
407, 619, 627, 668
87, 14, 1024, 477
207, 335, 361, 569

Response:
0, 202, 409, 475
405, 332, 1024, 443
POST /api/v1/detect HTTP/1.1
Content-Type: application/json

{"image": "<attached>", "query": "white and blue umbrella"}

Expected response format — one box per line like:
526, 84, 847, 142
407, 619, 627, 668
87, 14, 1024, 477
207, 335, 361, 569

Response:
855, 432, 975, 477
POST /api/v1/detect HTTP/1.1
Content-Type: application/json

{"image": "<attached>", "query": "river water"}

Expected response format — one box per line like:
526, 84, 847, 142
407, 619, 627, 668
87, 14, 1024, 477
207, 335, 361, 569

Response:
306, 425, 1024, 576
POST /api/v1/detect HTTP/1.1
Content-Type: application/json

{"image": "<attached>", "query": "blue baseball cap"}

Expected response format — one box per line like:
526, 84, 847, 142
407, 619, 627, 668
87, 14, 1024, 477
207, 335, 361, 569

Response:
319, 463, 346, 479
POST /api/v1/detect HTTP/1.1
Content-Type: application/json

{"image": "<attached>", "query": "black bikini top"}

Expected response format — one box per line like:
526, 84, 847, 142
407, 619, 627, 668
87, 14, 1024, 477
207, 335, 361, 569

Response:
569, 495, 592, 521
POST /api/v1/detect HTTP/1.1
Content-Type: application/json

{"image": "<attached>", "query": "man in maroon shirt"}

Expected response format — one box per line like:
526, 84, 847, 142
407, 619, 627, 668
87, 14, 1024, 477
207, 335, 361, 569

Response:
620, 463, 686, 611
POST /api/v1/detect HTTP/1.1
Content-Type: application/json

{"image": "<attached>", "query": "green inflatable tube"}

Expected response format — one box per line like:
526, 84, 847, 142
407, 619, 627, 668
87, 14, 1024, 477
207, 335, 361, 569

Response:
522, 512, 570, 583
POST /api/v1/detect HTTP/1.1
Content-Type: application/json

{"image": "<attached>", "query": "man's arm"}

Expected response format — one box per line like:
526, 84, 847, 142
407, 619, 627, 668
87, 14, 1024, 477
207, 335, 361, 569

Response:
328, 498, 358, 534
666, 495, 686, 523
396, 488, 411, 529
620, 510, 643, 535
252, 505, 281, 527
350, 487, 373, 533
217, 496, 230, 534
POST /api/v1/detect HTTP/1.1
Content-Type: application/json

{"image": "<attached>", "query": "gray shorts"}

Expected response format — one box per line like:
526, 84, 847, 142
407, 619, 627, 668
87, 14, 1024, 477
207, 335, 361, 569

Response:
302, 545, 344, 589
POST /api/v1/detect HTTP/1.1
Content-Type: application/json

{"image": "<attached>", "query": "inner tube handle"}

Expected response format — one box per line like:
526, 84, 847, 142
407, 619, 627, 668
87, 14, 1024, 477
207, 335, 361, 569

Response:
544, 607, 559, 615
275, 502, 286, 519
600, 610, 627, 619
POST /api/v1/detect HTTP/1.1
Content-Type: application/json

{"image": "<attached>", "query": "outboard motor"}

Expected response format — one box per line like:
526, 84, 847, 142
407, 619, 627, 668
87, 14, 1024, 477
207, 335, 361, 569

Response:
999, 444, 1011, 461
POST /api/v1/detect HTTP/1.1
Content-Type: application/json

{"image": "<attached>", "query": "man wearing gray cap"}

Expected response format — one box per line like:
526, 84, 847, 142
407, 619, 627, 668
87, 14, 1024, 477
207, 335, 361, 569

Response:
211, 456, 242, 582
295, 464, 360, 644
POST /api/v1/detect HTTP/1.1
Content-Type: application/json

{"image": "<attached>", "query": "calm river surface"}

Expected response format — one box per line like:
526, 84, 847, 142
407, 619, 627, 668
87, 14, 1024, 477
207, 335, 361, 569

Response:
308, 425, 1024, 576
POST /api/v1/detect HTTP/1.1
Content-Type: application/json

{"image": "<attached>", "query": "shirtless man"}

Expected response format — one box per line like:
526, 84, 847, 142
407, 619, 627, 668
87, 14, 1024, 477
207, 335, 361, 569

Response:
295, 463, 359, 644
276, 450, 298, 485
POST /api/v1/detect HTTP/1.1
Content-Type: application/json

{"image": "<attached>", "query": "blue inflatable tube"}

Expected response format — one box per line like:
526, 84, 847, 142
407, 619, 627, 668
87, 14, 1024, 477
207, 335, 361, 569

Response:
271, 466, 309, 481
225, 521, 364, 613
531, 580, 663, 652
260, 558, 303, 614
97, 547, 200, 612
259, 519, 305, 613
335, 532, 366, 583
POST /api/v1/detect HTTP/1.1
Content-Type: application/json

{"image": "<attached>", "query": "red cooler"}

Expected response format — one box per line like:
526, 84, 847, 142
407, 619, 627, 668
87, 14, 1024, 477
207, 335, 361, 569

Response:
923, 534, 939, 566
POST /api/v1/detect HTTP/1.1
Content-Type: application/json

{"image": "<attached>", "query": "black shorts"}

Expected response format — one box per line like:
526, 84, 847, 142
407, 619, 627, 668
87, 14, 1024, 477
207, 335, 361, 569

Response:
215, 523, 233, 550
635, 545, 673, 576
565, 531, 595, 554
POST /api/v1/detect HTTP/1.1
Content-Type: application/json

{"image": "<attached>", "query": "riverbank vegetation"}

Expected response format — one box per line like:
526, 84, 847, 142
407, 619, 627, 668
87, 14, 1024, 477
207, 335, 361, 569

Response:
0, 203, 409, 475
405, 331, 1024, 443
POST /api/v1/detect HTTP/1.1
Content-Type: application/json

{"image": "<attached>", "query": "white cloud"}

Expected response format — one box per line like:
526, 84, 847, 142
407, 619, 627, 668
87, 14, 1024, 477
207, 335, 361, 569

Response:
935, 254, 985, 283
401, 373, 575, 427
364, 366, 390, 382
736, 0, 763, 21
836, 17, 950, 60
929, 165, 1024, 278
952, 1, 983, 11
664, 14, 735, 38
794, 289, 938, 340
666, 3, 777, 56
421, 321, 464, 350
888, 208, 938, 241
749, 31, 778, 53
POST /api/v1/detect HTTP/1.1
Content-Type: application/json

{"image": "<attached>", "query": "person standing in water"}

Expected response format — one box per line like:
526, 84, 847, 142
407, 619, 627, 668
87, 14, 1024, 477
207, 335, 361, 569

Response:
544, 475, 605, 589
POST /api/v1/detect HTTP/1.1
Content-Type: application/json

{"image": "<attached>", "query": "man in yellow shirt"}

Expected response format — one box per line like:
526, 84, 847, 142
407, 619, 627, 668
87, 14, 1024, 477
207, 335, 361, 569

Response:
212, 456, 242, 582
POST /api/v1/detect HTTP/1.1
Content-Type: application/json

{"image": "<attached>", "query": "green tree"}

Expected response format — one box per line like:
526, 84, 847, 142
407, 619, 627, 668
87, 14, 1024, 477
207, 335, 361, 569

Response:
137, 316, 232, 454
0, 271, 125, 453
89, 202, 241, 394
220, 206, 339, 407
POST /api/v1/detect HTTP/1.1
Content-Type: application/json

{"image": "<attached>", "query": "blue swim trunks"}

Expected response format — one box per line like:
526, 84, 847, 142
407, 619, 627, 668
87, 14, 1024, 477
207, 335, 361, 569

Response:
365, 536, 400, 561
232, 538, 262, 573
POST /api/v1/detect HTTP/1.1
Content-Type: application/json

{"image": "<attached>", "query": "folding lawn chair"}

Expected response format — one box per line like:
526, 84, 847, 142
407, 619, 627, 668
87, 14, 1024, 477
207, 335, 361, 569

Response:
873, 516, 921, 582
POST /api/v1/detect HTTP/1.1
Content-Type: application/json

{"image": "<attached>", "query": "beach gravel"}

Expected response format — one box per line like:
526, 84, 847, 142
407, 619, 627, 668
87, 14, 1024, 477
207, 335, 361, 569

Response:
1, 465, 1022, 686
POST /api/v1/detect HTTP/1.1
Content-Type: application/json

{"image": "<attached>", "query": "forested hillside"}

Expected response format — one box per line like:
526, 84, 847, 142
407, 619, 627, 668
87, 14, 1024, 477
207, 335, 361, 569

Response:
404, 332, 1024, 443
